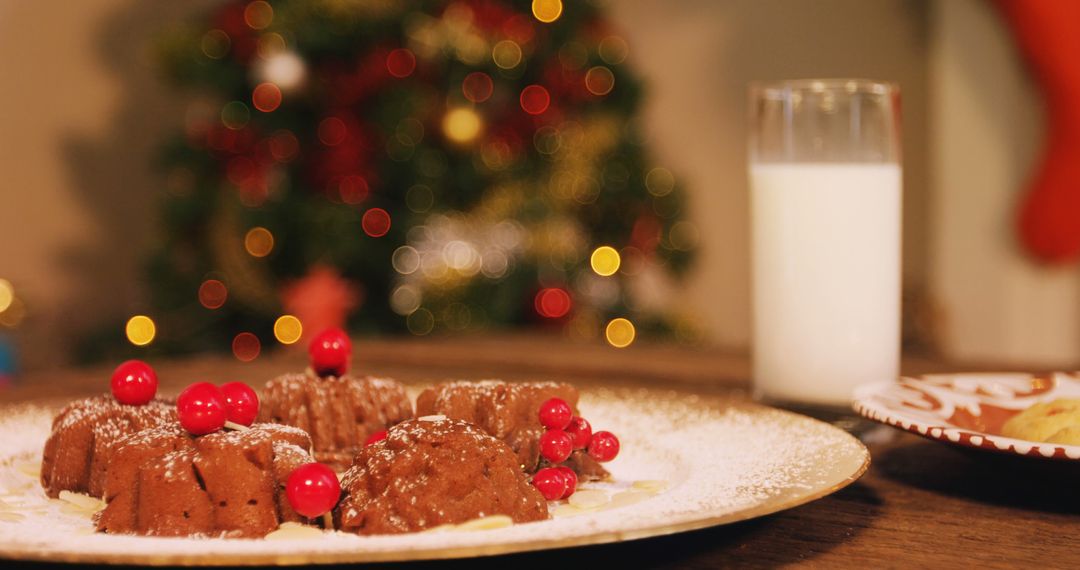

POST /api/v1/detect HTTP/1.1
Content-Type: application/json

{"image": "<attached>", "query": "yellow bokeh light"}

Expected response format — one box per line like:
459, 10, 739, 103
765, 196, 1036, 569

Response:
442, 108, 482, 145
492, 40, 523, 69
590, 246, 621, 277
605, 318, 636, 349
245, 227, 274, 257
0, 279, 13, 313
532, 0, 563, 23
273, 314, 303, 345
407, 308, 435, 335
125, 315, 156, 346
244, 1, 274, 30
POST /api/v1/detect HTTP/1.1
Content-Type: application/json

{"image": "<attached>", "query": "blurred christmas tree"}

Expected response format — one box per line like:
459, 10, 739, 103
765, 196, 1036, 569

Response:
141, 0, 696, 356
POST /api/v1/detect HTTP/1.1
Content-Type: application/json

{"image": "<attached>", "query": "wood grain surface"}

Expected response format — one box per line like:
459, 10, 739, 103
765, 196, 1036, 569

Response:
4, 334, 1077, 569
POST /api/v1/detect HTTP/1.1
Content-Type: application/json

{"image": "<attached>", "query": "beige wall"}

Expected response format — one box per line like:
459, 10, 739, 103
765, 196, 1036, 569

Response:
0, 0, 931, 367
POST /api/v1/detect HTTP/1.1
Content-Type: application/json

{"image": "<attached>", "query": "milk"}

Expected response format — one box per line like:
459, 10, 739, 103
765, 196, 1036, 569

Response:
751, 163, 901, 406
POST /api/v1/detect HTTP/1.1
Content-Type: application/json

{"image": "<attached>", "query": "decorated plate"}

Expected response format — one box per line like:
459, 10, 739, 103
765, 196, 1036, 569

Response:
0, 387, 868, 565
853, 372, 1080, 459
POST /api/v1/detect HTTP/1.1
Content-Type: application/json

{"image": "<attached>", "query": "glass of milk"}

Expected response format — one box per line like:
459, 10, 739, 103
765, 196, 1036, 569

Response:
749, 79, 901, 409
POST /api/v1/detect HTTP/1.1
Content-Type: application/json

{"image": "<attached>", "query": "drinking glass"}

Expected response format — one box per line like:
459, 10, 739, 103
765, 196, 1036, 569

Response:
749, 79, 901, 409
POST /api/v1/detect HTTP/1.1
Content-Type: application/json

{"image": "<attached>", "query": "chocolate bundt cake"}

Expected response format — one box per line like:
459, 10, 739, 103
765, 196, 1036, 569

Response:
259, 372, 413, 469
95, 423, 315, 538
415, 380, 609, 480
40, 396, 177, 498
334, 417, 548, 535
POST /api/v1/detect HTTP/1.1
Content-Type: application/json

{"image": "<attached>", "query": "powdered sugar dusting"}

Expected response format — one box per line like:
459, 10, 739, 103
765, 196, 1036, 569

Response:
0, 388, 867, 564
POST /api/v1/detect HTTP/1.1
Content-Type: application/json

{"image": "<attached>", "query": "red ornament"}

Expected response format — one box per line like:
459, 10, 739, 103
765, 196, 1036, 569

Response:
587, 431, 620, 462
177, 382, 228, 435
531, 467, 568, 501
538, 398, 573, 430
564, 416, 592, 450
309, 327, 352, 377
110, 360, 158, 406
286, 463, 341, 518
220, 382, 259, 426
556, 466, 578, 499
365, 429, 388, 446
539, 429, 573, 464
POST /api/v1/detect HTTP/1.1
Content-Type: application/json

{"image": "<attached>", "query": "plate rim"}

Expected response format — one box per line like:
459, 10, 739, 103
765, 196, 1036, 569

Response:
0, 396, 869, 566
853, 373, 1080, 461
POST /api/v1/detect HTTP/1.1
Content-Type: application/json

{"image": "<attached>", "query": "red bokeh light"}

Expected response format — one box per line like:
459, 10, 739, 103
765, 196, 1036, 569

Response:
198, 279, 228, 309
339, 175, 370, 204
269, 130, 299, 162
386, 48, 416, 78
520, 84, 551, 115
361, 208, 391, 237
232, 332, 261, 362
252, 82, 282, 112
462, 72, 494, 103
318, 117, 348, 146
535, 288, 572, 319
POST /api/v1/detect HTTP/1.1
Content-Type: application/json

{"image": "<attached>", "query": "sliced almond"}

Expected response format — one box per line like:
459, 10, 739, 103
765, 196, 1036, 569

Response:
418, 414, 447, 422
265, 524, 324, 540
15, 461, 40, 479
552, 503, 590, 518
421, 523, 457, 533
455, 515, 513, 531
0, 512, 24, 522
632, 480, 669, 493
568, 489, 609, 510
58, 490, 105, 512
604, 490, 651, 510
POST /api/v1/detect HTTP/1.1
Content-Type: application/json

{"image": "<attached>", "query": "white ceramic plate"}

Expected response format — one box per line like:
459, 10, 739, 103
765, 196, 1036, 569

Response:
0, 387, 868, 565
854, 372, 1080, 459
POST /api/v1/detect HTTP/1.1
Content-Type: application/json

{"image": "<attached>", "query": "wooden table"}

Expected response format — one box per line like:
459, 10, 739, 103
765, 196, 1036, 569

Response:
5, 335, 1078, 568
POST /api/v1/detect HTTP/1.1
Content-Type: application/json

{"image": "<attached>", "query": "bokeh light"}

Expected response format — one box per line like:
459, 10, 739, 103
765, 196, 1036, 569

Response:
0, 279, 12, 313
257, 32, 286, 59
318, 117, 348, 146
391, 285, 422, 315
198, 279, 228, 309
407, 308, 435, 335
590, 246, 621, 277
585, 66, 615, 96
339, 175, 369, 204
269, 130, 299, 161
200, 30, 230, 59
362, 208, 392, 237
232, 332, 261, 361
598, 36, 629, 65
645, 167, 675, 196
386, 48, 416, 78
406, 184, 434, 212
125, 315, 156, 346
392, 246, 421, 274
0, 297, 25, 328
605, 318, 636, 348
252, 82, 282, 112
492, 40, 523, 69
243, 1, 274, 30
532, 0, 563, 23
273, 315, 303, 345
462, 72, 494, 103
221, 101, 251, 130
535, 288, 572, 319
259, 51, 306, 90
244, 227, 274, 257
520, 85, 550, 115
442, 107, 482, 144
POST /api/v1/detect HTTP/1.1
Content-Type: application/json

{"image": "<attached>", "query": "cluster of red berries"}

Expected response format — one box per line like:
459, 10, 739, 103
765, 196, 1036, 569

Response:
176, 381, 260, 435
531, 397, 620, 501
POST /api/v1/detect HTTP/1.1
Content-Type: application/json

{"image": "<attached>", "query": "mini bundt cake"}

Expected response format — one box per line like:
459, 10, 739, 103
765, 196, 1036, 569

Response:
415, 380, 609, 481
334, 417, 548, 535
40, 395, 176, 498
259, 373, 412, 469
95, 422, 315, 538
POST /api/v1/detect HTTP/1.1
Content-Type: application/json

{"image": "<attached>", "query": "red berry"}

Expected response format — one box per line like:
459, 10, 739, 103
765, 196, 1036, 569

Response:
110, 360, 158, 406
531, 467, 567, 501
538, 397, 573, 430
540, 429, 573, 464
365, 429, 387, 446
564, 416, 592, 450
220, 382, 259, 426
177, 382, 227, 435
286, 463, 341, 518
556, 466, 577, 499
308, 328, 352, 377
587, 430, 620, 462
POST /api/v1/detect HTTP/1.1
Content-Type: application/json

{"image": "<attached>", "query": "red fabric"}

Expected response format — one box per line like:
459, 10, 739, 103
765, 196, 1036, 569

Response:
998, 0, 1080, 263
